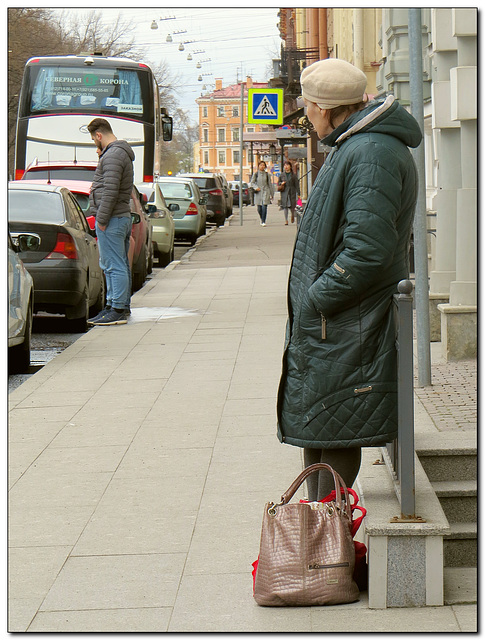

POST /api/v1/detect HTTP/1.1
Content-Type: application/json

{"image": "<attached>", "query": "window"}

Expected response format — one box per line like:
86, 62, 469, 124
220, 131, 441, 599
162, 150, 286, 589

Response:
232, 129, 240, 142
204, 151, 209, 165
203, 128, 209, 143
218, 128, 225, 142
247, 127, 255, 133
233, 150, 240, 164
218, 150, 226, 165
217, 106, 225, 117
203, 106, 208, 117
232, 106, 239, 117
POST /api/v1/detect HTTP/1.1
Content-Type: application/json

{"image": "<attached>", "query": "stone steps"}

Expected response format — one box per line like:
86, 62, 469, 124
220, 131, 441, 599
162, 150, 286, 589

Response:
416, 434, 476, 575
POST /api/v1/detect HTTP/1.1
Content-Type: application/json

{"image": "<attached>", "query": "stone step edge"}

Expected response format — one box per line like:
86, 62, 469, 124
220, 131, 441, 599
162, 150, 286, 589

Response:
443, 522, 477, 539
357, 447, 449, 536
432, 480, 477, 497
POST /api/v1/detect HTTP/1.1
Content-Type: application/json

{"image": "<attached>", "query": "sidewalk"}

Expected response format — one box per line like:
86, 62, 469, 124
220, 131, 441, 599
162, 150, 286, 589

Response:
8, 204, 476, 632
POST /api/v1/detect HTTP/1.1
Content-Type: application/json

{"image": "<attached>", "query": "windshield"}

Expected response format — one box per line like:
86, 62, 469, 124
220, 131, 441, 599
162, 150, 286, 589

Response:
23, 167, 96, 181
8, 189, 64, 223
22, 63, 152, 122
159, 182, 193, 199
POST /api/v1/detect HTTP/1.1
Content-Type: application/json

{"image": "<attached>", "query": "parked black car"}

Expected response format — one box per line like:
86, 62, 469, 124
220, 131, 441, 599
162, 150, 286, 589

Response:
179, 173, 226, 227
8, 181, 105, 332
228, 181, 250, 206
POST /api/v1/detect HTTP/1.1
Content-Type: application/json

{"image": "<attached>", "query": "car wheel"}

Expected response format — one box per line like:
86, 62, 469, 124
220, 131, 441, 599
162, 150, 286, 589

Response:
158, 246, 173, 268
133, 244, 147, 291
200, 221, 207, 237
216, 217, 225, 227
9, 297, 33, 373
68, 285, 89, 333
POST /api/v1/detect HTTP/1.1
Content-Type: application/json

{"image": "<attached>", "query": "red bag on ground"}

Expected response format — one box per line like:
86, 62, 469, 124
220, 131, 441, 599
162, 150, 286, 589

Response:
252, 487, 368, 593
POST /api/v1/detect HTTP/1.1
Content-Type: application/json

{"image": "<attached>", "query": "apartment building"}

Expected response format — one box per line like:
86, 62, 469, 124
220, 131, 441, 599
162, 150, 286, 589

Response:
195, 77, 268, 182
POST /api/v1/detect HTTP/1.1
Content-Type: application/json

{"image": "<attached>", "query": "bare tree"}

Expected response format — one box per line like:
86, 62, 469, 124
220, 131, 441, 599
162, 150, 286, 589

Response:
8, 8, 77, 175
55, 9, 144, 59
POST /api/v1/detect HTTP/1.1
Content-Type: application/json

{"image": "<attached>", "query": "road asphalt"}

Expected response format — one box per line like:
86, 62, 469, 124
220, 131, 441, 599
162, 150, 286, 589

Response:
8, 203, 476, 632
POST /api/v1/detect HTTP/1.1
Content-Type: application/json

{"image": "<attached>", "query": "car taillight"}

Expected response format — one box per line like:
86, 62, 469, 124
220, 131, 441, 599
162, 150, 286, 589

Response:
209, 189, 223, 196
46, 232, 78, 259
15, 169, 25, 180
186, 203, 198, 215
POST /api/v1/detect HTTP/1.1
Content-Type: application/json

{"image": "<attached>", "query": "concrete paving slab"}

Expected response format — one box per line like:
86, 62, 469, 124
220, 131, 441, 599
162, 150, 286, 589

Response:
115, 444, 213, 479
39, 554, 186, 611
8, 597, 44, 632
49, 417, 146, 449
133, 423, 219, 449
310, 601, 461, 632
27, 607, 173, 632
9, 546, 71, 601
9, 470, 112, 509
168, 573, 313, 632
451, 604, 478, 632
9, 504, 96, 547
72, 476, 203, 555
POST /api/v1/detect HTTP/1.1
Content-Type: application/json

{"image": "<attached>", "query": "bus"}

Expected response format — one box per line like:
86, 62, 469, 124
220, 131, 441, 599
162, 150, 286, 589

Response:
14, 53, 173, 182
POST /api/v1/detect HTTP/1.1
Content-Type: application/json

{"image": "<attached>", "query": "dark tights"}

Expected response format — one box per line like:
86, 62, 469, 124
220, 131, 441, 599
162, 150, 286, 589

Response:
303, 447, 362, 500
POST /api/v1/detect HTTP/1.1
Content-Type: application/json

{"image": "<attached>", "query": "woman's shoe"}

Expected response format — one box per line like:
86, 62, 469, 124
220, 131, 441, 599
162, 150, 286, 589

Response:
285, 221, 288, 225
291, 216, 295, 223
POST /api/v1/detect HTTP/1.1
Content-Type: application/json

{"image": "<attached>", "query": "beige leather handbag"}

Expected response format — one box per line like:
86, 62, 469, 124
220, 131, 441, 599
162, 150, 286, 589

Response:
253, 463, 360, 606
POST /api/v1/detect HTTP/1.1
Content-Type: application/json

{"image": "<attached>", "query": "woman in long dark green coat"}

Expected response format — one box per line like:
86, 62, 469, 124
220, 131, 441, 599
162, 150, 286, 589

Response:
276, 58, 422, 499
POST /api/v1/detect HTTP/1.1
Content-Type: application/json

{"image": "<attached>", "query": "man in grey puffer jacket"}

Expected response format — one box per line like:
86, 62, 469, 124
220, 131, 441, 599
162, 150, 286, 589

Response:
87, 118, 135, 326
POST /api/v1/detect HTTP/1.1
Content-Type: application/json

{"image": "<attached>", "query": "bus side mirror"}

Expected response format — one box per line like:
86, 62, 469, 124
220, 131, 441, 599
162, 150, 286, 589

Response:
162, 115, 173, 142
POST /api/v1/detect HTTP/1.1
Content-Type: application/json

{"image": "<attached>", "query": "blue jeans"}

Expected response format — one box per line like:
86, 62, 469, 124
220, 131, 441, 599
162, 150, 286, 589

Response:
257, 204, 268, 223
96, 216, 132, 310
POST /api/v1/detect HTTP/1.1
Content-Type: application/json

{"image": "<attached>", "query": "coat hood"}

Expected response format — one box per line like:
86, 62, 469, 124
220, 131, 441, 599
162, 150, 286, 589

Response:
104, 140, 135, 161
323, 95, 423, 149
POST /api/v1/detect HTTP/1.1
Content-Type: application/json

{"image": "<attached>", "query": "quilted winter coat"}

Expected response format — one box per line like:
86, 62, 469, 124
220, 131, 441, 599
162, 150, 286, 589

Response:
89, 140, 135, 227
277, 95, 422, 449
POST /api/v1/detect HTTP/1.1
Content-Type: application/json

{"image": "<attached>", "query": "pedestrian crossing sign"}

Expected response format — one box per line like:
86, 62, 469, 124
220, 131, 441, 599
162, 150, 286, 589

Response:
248, 88, 284, 125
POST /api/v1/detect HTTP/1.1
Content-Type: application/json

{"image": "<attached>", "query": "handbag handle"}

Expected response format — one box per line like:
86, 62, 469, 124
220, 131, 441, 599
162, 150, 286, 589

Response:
279, 463, 352, 520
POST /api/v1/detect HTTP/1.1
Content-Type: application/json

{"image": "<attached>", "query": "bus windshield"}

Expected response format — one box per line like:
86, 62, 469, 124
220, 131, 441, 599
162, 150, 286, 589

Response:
24, 64, 151, 121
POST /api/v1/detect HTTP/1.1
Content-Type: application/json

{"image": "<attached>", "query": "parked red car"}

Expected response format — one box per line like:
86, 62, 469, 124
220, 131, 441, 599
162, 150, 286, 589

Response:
19, 162, 153, 291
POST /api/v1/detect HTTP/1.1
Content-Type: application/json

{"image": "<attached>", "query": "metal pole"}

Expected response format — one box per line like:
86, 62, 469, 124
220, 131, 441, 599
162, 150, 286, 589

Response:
408, 8, 431, 386
239, 79, 244, 225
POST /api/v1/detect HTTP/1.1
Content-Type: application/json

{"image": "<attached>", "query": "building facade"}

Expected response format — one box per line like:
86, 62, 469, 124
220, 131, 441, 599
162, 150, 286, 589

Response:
195, 77, 269, 183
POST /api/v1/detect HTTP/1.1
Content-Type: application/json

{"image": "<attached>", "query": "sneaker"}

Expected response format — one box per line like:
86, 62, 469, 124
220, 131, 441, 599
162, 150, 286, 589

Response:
90, 308, 128, 326
262, 222, 266, 226
88, 305, 111, 325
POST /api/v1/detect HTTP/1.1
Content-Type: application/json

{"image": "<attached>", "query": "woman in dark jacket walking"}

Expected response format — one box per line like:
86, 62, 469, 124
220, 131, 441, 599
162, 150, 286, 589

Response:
276, 58, 422, 500
277, 161, 300, 224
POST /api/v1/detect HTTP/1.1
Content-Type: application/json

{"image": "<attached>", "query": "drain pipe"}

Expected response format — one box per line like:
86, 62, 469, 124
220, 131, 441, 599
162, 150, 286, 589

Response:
353, 8, 364, 71
408, 8, 431, 386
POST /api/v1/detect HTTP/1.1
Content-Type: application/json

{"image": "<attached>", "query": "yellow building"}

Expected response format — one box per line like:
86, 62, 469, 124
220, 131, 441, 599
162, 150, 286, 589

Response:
195, 77, 268, 182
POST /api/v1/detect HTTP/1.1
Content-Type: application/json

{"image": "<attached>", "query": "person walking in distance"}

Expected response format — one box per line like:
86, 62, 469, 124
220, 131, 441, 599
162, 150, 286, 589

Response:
276, 58, 422, 500
87, 118, 135, 326
250, 161, 274, 226
277, 161, 300, 224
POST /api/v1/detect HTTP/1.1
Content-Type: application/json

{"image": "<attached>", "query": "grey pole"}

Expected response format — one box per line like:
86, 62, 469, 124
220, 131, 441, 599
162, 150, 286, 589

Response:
408, 8, 431, 386
239, 79, 244, 225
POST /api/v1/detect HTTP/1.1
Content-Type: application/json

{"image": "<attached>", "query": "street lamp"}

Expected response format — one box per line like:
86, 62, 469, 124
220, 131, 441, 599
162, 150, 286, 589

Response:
150, 16, 176, 29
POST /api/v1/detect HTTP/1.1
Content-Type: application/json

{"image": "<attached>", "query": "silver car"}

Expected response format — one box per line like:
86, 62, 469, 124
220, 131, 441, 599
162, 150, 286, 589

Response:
137, 182, 176, 267
8, 231, 38, 373
156, 177, 207, 246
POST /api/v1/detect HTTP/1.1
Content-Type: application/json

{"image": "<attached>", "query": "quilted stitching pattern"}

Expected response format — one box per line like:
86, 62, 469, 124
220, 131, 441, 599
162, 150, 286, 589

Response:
277, 99, 420, 449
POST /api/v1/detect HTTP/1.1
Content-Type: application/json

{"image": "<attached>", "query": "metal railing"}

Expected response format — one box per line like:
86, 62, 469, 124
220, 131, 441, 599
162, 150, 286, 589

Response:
383, 280, 419, 520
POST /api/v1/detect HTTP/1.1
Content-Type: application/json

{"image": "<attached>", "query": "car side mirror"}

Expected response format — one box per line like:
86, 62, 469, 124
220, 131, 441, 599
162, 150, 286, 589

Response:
147, 204, 157, 214
168, 203, 180, 212
131, 212, 141, 224
199, 196, 207, 205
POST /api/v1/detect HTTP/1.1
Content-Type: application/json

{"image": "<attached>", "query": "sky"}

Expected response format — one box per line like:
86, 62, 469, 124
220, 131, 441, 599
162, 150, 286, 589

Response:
51, 6, 283, 123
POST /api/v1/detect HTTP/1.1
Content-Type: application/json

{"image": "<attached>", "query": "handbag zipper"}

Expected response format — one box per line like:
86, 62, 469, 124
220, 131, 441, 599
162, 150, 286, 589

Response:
308, 562, 350, 570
